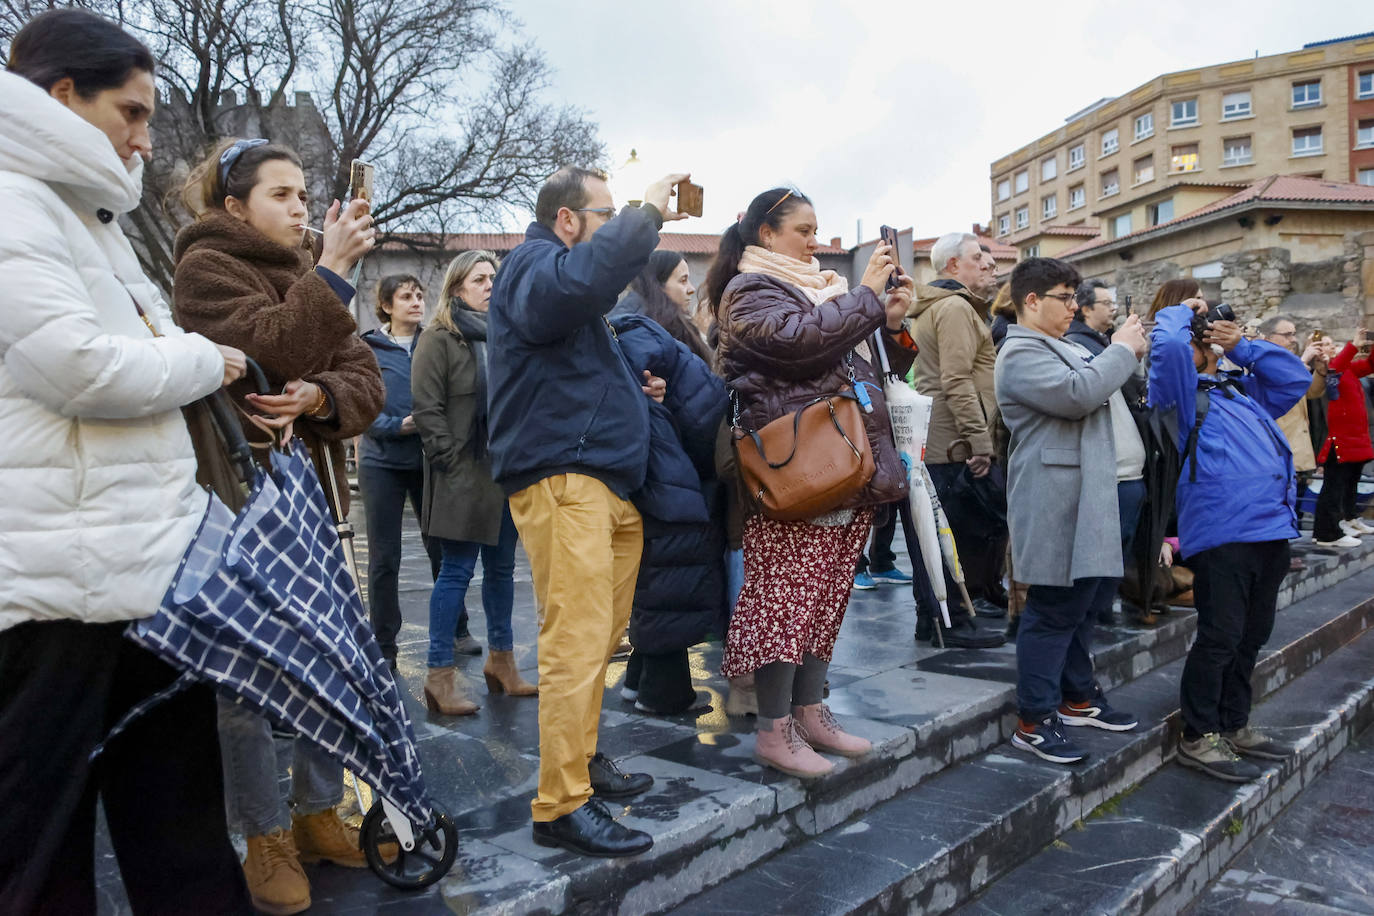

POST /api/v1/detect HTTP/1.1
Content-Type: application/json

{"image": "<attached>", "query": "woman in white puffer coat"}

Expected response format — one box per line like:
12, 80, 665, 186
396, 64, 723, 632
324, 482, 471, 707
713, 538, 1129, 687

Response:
0, 10, 253, 914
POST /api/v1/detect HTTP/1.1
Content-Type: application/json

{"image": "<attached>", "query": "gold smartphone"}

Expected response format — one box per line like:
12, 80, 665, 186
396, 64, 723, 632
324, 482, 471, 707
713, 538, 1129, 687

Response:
348, 159, 375, 204
675, 179, 703, 217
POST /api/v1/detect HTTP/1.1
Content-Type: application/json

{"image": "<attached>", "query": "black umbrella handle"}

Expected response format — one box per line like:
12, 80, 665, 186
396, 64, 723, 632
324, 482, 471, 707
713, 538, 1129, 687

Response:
200, 357, 274, 485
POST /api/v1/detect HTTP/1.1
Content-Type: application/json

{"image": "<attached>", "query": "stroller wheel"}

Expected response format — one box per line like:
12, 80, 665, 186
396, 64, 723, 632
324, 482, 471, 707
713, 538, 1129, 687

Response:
361, 801, 459, 889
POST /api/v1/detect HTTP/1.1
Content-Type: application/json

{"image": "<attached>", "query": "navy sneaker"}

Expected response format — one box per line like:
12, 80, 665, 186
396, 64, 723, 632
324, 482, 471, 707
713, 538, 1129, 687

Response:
852, 572, 877, 591
1012, 717, 1088, 764
869, 566, 913, 586
1058, 697, 1138, 731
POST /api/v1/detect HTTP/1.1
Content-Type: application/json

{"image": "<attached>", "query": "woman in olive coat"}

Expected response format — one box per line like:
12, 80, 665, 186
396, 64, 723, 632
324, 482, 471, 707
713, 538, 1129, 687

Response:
412, 250, 536, 715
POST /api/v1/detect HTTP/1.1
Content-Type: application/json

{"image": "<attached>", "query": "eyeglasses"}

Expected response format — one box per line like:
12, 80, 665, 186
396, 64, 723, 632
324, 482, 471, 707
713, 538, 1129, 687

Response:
1269, 330, 1297, 339
1040, 292, 1076, 304
218, 138, 268, 188
1094, 298, 1118, 309
576, 207, 616, 218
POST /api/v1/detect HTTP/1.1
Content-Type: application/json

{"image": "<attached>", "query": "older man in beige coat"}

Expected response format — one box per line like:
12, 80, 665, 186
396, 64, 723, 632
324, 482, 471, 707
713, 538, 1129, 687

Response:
1261, 316, 1327, 571
996, 257, 1146, 766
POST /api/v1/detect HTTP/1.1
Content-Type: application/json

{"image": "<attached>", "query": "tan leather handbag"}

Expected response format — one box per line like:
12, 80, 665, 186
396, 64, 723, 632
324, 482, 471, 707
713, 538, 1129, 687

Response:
733, 392, 875, 522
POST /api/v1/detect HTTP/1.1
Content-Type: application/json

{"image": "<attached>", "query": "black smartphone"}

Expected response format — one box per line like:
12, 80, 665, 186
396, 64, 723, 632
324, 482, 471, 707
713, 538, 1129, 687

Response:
879, 225, 903, 292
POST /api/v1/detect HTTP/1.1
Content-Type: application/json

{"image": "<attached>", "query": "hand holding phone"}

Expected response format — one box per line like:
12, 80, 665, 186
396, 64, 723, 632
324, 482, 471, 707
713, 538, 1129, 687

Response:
675, 179, 704, 218
349, 159, 375, 205
879, 225, 904, 292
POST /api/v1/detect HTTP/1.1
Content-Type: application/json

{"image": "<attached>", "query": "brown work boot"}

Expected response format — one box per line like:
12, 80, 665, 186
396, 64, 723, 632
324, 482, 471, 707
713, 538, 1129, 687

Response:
483, 649, 538, 696
243, 828, 310, 915
292, 808, 368, 868
424, 666, 479, 715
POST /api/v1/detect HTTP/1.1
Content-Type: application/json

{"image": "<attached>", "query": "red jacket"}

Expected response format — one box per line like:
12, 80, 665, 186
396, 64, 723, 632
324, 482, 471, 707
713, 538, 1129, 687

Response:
1317, 342, 1374, 464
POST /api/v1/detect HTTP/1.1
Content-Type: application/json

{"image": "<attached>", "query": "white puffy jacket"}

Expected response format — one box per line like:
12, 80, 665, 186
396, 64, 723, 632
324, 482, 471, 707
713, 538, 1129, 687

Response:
0, 72, 224, 631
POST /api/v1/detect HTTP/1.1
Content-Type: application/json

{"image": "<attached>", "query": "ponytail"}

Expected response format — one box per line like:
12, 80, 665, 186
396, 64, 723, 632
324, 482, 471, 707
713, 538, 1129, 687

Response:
180, 138, 303, 218
704, 187, 810, 318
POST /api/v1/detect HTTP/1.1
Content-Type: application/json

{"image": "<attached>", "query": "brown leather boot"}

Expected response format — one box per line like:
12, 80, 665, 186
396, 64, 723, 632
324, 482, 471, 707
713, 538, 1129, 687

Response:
483, 649, 538, 696
424, 666, 479, 715
291, 808, 368, 868
243, 828, 310, 915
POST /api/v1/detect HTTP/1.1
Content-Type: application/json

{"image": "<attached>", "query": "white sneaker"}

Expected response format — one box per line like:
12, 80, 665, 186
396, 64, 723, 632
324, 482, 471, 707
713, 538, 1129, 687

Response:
1316, 534, 1362, 548
1345, 518, 1374, 535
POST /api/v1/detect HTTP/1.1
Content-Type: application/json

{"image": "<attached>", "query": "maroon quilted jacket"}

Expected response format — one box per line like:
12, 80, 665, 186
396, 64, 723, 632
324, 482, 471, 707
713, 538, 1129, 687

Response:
717, 272, 907, 511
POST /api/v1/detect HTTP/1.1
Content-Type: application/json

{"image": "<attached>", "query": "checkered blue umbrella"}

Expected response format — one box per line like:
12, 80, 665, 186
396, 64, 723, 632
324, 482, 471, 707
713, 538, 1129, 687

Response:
121, 439, 432, 828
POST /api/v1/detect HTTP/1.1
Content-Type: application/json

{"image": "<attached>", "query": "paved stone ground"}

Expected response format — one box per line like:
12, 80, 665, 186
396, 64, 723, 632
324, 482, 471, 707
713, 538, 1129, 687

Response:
1187, 724, 1374, 916
91, 486, 1350, 915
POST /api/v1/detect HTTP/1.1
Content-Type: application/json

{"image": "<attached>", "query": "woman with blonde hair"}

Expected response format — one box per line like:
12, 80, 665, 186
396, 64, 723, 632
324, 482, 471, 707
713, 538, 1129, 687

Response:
411, 250, 536, 715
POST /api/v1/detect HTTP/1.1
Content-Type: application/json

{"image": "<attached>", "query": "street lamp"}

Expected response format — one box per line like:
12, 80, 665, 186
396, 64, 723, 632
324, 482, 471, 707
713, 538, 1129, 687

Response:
615, 148, 646, 207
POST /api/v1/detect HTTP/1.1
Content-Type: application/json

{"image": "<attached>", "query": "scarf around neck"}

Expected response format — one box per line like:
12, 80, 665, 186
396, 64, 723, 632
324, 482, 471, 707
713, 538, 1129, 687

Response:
737, 245, 849, 306
448, 301, 491, 456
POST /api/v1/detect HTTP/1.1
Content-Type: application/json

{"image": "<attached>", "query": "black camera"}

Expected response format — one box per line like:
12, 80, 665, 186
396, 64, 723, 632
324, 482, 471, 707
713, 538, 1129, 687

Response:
1191, 302, 1236, 340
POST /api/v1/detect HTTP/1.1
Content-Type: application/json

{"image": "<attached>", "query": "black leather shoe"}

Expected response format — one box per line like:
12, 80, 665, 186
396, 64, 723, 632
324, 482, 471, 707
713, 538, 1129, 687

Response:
918, 615, 1006, 649
971, 597, 1007, 619
589, 752, 654, 799
531, 799, 653, 857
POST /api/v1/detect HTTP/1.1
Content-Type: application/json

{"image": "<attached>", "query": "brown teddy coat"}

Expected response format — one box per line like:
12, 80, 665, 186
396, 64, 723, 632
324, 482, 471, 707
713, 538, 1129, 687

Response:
172, 212, 383, 515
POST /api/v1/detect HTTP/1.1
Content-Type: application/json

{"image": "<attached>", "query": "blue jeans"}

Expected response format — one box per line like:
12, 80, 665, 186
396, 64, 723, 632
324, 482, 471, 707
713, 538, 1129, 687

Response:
427, 505, 519, 666
726, 548, 745, 616
217, 699, 342, 836
1016, 576, 1119, 720
1117, 478, 1146, 556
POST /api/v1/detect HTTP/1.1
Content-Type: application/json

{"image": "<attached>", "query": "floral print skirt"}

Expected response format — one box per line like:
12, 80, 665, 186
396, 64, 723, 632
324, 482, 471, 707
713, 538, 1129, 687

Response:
721, 507, 874, 678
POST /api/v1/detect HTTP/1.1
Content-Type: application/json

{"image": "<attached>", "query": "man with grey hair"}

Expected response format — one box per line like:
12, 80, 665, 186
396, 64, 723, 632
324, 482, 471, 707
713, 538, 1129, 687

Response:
908, 232, 1005, 648
1261, 315, 1327, 571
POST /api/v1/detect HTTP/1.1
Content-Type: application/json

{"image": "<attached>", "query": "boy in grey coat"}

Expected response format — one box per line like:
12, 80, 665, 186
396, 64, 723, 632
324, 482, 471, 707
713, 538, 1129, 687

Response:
995, 258, 1148, 765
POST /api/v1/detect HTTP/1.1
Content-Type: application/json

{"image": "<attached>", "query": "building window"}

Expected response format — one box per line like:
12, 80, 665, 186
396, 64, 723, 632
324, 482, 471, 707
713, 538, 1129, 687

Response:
1170, 98, 1198, 127
1292, 126, 1323, 156
1292, 80, 1321, 108
1042, 195, 1057, 219
1133, 154, 1154, 185
1101, 128, 1119, 156
1357, 119, 1374, 149
1222, 136, 1253, 166
1148, 199, 1175, 226
1170, 143, 1200, 172
997, 178, 1011, 201
1069, 185, 1086, 210
1359, 71, 1374, 100
1112, 213, 1133, 238
1014, 170, 1029, 194
1015, 206, 1029, 230
1041, 156, 1057, 182
1221, 91, 1251, 120
1068, 144, 1085, 170
997, 213, 1010, 235
1359, 168, 1374, 187
1134, 112, 1154, 141
1100, 169, 1119, 197
1023, 244, 1040, 259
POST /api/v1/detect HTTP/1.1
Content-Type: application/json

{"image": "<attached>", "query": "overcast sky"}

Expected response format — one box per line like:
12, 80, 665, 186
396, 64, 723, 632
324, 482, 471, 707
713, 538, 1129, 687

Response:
501, 0, 1372, 246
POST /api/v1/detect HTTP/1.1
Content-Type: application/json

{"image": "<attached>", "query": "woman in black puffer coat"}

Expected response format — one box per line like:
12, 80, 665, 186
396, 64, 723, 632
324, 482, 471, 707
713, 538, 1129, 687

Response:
612, 252, 729, 715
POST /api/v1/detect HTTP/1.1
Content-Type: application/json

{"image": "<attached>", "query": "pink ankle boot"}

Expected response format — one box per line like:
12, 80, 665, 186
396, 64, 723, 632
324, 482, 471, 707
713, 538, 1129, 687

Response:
793, 703, 872, 758
753, 715, 834, 778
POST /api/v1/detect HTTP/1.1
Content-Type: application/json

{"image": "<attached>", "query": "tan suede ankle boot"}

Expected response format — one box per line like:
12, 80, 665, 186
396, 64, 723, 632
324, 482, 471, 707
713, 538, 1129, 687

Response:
424, 666, 479, 715
483, 649, 538, 696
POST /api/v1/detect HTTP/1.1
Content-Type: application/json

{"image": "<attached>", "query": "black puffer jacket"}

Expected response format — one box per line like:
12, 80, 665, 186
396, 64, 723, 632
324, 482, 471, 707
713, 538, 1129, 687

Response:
716, 273, 906, 511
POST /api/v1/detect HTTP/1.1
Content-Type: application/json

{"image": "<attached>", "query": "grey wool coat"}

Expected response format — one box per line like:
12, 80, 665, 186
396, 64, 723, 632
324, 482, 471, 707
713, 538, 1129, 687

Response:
995, 325, 1140, 586
411, 322, 505, 545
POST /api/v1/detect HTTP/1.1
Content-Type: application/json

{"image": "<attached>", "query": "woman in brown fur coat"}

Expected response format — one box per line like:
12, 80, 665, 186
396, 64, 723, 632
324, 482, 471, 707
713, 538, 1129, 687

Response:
172, 138, 383, 916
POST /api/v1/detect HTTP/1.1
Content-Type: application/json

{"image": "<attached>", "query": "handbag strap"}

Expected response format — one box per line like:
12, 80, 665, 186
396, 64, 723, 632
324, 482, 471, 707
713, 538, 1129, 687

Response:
747, 392, 864, 468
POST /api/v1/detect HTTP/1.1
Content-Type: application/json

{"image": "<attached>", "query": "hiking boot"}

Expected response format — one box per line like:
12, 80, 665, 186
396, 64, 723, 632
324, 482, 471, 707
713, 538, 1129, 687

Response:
852, 571, 877, 591
292, 808, 368, 868
869, 566, 912, 586
243, 828, 310, 916
724, 674, 758, 717
753, 715, 833, 778
916, 614, 1006, 649
1058, 697, 1138, 732
792, 703, 871, 757
1178, 733, 1264, 782
1011, 716, 1088, 765
1223, 725, 1295, 761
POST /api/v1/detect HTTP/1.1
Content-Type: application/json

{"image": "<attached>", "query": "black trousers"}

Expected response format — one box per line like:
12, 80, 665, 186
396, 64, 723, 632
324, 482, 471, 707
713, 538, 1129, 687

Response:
855, 503, 900, 574
0, 620, 250, 916
358, 463, 442, 660
624, 649, 696, 713
1180, 540, 1290, 740
926, 462, 1007, 602
1314, 455, 1365, 542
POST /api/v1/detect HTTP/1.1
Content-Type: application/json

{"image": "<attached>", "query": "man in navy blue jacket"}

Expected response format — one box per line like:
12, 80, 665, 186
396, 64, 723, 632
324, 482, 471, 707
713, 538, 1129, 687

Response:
488, 165, 689, 857
1149, 300, 1311, 783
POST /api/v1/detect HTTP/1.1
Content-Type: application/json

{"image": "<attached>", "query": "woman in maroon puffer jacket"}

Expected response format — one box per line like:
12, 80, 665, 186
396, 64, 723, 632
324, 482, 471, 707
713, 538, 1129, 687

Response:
706, 187, 910, 778
1313, 329, 1374, 546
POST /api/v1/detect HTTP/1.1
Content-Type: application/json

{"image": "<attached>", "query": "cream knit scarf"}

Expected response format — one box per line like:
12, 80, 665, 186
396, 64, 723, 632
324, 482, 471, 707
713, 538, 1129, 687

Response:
736, 245, 850, 306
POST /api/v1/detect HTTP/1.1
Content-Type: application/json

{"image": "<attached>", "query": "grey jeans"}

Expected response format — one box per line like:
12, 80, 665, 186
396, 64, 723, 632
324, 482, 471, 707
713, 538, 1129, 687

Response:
217, 698, 343, 836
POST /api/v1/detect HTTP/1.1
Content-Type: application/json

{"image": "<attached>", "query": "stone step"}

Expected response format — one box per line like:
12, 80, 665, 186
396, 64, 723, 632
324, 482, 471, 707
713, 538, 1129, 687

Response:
952, 627, 1374, 916
658, 564, 1374, 916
